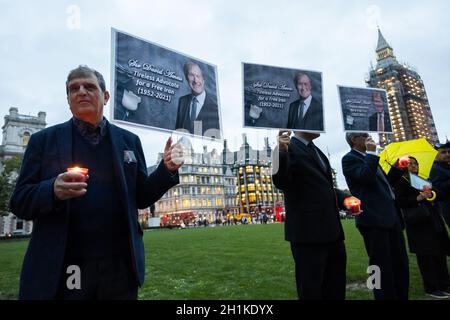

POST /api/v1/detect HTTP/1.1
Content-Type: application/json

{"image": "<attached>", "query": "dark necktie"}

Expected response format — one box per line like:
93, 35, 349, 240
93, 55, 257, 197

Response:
377, 113, 385, 132
191, 97, 198, 122
297, 101, 305, 127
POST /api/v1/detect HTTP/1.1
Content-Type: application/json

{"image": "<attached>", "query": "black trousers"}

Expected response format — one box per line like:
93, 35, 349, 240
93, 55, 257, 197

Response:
416, 254, 450, 293
56, 255, 138, 300
358, 223, 409, 300
290, 241, 346, 300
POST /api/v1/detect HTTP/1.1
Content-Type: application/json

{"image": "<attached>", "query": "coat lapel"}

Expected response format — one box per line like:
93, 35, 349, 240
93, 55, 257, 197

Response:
108, 122, 130, 216
289, 100, 300, 127
56, 120, 73, 172
292, 138, 329, 176
350, 150, 391, 189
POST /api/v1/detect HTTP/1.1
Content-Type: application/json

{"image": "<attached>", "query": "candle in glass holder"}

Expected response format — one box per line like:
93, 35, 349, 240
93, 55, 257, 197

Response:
344, 197, 362, 215
67, 166, 89, 177
398, 156, 410, 169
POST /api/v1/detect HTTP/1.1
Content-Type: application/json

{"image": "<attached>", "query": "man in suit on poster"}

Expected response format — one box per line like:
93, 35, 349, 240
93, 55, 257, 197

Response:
272, 130, 355, 300
175, 61, 220, 138
286, 73, 323, 131
368, 91, 391, 132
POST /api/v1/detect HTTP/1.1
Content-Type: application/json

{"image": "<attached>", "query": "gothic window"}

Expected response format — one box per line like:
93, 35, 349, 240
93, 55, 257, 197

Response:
22, 132, 30, 146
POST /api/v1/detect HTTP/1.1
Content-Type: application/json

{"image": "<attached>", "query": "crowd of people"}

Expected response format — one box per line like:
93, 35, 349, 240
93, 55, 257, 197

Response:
8, 64, 449, 300
274, 130, 450, 300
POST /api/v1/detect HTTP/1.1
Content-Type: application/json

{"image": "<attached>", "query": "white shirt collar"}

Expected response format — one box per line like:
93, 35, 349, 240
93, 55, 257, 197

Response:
353, 148, 377, 157
292, 135, 310, 146
353, 148, 367, 157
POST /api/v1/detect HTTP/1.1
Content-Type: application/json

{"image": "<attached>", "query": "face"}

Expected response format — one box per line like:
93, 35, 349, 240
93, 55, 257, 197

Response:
436, 148, 450, 163
187, 64, 205, 96
351, 133, 369, 151
407, 158, 419, 174
296, 75, 312, 99
373, 92, 384, 113
67, 74, 109, 125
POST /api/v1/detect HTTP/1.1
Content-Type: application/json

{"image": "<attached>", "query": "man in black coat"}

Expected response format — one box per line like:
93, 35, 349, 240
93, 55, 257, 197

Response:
341, 132, 409, 300
430, 142, 450, 228
175, 61, 220, 139
10, 65, 184, 300
272, 130, 352, 300
286, 73, 323, 131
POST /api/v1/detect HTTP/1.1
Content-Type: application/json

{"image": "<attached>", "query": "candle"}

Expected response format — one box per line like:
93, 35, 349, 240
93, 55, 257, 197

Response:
67, 166, 89, 177
344, 197, 362, 215
398, 156, 410, 169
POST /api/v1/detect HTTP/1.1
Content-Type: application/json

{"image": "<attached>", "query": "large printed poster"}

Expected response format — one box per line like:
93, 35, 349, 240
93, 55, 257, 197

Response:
338, 86, 392, 133
243, 63, 324, 132
111, 29, 221, 139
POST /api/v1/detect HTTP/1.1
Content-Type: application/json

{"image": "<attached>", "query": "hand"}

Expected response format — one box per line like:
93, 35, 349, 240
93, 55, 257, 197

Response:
365, 137, 377, 152
54, 172, 88, 201
277, 130, 291, 152
417, 190, 433, 201
164, 137, 184, 172
343, 196, 363, 216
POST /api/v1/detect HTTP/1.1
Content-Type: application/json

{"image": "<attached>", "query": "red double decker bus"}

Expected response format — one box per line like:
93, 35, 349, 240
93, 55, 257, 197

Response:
160, 211, 196, 228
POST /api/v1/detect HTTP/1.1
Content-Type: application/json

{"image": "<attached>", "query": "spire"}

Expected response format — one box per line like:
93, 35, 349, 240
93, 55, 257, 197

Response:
375, 28, 397, 65
376, 28, 392, 51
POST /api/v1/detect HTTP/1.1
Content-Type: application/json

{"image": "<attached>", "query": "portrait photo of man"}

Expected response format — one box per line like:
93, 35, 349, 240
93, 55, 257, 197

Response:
175, 61, 220, 138
368, 91, 392, 132
286, 72, 324, 131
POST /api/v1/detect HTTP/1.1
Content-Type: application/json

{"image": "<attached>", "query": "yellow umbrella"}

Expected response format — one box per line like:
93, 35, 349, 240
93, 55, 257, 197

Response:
378, 138, 438, 179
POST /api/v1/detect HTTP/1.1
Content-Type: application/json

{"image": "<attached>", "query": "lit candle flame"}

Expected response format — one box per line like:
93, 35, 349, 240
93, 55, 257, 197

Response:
67, 166, 89, 176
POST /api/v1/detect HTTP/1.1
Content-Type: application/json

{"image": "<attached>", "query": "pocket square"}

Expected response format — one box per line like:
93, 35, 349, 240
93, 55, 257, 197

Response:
124, 150, 137, 163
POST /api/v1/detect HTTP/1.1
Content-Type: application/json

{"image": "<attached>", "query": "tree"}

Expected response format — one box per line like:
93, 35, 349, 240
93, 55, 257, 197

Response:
0, 155, 23, 216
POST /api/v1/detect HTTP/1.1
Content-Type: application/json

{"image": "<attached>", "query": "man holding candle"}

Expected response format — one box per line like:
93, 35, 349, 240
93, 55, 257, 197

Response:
10, 65, 184, 300
342, 132, 409, 300
272, 130, 355, 300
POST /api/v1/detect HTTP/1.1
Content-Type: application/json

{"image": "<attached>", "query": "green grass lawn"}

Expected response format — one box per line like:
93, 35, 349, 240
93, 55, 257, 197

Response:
0, 220, 447, 300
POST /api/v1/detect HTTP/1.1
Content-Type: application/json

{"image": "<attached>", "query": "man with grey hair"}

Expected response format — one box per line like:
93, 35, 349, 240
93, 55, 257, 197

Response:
342, 132, 409, 300
11, 65, 184, 300
175, 61, 220, 138
286, 72, 323, 131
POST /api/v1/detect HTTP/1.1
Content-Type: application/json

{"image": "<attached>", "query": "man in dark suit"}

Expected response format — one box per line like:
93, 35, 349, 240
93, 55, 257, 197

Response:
341, 132, 409, 300
175, 61, 220, 138
10, 65, 184, 300
272, 130, 353, 300
368, 91, 391, 132
286, 73, 323, 131
430, 142, 450, 228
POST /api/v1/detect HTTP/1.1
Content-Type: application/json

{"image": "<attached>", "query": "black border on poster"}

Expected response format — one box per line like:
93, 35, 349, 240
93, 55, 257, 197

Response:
242, 62, 326, 134
337, 85, 393, 134
110, 27, 223, 142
